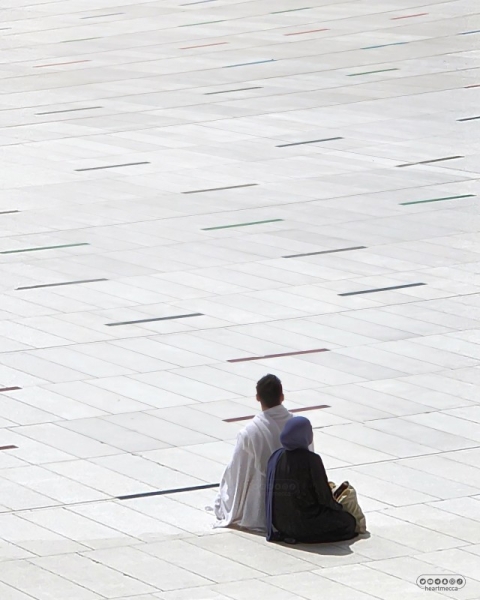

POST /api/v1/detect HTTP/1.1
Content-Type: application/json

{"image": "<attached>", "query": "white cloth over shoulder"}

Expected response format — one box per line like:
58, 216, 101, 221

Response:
213, 405, 293, 531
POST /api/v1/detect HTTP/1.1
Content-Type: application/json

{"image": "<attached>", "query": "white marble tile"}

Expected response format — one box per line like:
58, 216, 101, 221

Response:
1, 1, 479, 597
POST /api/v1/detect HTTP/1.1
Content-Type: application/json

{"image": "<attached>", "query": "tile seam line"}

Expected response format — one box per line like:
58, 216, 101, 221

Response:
3, 437, 478, 516
1, 35, 460, 98
7, 468, 202, 554
180, 537, 321, 577
105, 287, 480, 360
118, 542, 225, 585
39, 421, 224, 501
1, 14, 470, 83
2, 288, 479, 356
1, 53, 475, 119
4, 176, 471, 236
0, 0, 457, 45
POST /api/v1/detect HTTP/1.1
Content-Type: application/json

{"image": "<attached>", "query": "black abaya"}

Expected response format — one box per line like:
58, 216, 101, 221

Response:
271, 448, 356, 543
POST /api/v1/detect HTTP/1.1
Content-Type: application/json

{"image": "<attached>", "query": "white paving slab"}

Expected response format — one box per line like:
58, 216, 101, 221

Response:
0, 0, 479, 598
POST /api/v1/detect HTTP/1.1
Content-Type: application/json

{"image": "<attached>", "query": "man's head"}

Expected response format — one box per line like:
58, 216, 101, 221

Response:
256, 374, 284, 409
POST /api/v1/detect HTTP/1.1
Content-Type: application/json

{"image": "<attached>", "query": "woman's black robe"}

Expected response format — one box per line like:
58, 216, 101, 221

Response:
271, 448, 356, 543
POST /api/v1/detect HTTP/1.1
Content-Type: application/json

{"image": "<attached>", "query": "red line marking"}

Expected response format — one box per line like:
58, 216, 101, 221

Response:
0, 386, 21, 393
284, 28, 329, 36
465, 84, 480, 88
224, 404, 330, 423
180, 41, 228, 50
35, 60, 91, 68
391, 12, 428, 20
228, 348, 329, 363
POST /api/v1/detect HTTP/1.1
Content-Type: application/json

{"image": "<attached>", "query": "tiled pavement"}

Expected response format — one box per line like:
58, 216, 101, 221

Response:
1, 0, 480, 598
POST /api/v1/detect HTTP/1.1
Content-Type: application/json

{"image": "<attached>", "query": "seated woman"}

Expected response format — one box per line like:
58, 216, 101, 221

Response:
265, 416, 357, 543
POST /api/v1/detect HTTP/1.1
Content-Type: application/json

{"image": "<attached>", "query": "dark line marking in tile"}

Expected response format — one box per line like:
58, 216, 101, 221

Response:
202, 219, 283, 231
283, 246, 367, 258
228, 348, 330, 364
0, 27, 12, 31
205, 86, 263, 95
181, 0, 216, 4
224, 59, 276, 68
0, 445, 18, 451
118, 483, 219, 500
465, 84, 480, 88
397, 155, 464, 167
182, 183, 257, 194
62, 37, 101, 43
348, 68, 398, 77
284, 28, 329, 36
391, 12, 428, 20
339, 283, 426, 297
106, 313, 203, 327
0, 210, 20, 215
1, 243, 89, 255
400, 194, 475, 206
16, 278, 108, 291
75, 161, 150, 172
35, 60, 91, 69
272, 7, 312, 13
457, 116, 480, 122
81, 12, 124, 19
224, 404, 331, 423
179, 20, 225, 27
181, 41, 228, 50
0, 387, 21, 393
362, 42, 409, 49
277, 137, 343, 148
36, 106, 102, 116
459, 29, 480, 35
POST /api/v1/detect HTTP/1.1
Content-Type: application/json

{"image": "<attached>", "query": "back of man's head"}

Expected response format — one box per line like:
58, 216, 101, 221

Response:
256, 374, 283, 409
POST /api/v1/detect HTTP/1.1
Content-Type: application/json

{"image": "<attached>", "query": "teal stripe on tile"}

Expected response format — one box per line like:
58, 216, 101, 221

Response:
348, 68, 398, 77
63, 37, 101, 43
400, 194, 475, 206
202, 219, 283, 231
272, 7, 312, 13
179, 20, 225, 27
224, 59, 275, 68
1, 243, 89, 255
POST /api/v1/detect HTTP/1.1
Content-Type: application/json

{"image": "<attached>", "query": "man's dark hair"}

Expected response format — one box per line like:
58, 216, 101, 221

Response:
256, 374, 283, 408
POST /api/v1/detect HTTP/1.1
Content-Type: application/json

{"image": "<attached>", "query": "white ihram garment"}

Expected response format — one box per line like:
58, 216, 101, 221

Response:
213, 405, 293, 532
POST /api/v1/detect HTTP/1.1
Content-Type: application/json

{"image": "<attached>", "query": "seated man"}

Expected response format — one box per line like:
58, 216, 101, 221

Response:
213, 374, 293, 531
265, 416, 358, 544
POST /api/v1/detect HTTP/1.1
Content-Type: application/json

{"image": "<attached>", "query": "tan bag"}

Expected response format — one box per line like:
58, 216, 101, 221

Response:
332, 483, 367, 534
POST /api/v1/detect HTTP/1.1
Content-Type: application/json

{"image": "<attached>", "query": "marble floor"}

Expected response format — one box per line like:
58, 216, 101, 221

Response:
1, 0, 480, 598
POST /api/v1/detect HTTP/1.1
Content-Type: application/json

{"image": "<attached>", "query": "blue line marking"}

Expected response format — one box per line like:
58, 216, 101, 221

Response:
459, 30, 480, 35
362, 41, 409, 49
224, 59, 276, 68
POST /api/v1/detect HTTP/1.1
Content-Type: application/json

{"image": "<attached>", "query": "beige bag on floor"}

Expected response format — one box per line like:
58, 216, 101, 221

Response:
331, 482, 367, 534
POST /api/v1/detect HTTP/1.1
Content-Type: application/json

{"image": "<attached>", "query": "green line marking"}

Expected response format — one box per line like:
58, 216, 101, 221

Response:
63, 37, 101, 43
348, 68, 398, 77
1, 243, 89, 254
202, 219, 283, 231
272, 7, 312, 13
400, 194, 475, 206
179, 20, 225, 27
